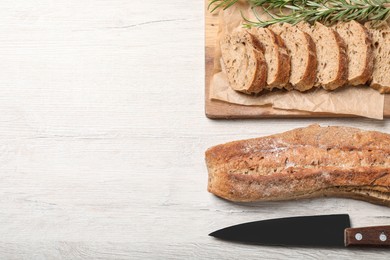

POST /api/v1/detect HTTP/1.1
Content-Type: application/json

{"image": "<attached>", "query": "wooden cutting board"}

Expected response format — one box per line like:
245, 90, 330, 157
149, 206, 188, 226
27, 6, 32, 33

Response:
204, 1, 390, 119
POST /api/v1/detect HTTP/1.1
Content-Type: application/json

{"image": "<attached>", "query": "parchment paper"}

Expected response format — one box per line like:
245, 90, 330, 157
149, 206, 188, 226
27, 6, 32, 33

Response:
209, 2, 384, 119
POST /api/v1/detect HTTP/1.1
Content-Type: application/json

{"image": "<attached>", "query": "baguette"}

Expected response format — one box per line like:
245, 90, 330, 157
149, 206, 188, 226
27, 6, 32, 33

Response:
205, 124, 390, 206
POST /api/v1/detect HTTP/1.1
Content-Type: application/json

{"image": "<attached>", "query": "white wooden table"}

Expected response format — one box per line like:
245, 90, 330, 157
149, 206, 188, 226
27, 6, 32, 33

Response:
0, 1, 389, 259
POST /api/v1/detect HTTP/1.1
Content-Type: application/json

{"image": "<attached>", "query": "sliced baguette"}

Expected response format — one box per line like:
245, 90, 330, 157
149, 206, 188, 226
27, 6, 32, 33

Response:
206, 124, 390, 206
297, 22, 348, 90
269, 23, 316, 91
334, 21, 373, 86
364, 22, 390, 93
249, 27, 291, 90
220, 30, 267, 94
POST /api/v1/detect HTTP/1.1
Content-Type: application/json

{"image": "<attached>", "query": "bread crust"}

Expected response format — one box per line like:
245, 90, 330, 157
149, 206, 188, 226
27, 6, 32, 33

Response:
371, 82, 390, 94
272, 33, 291, 89
251, 49, 268, 94
206, 124, 390, 206
208, 167, 390, 205
295, 32, 317, 91
323, 30, 349, 90
246, 32, 268, 94
354, 25, 374, 86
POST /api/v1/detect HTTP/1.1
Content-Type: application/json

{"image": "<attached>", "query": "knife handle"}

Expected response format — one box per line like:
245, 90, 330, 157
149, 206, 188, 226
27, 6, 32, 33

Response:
345, 226, 390, 247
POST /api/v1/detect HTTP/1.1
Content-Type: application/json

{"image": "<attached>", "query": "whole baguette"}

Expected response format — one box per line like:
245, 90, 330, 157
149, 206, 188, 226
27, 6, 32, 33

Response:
205, 124, 390, 206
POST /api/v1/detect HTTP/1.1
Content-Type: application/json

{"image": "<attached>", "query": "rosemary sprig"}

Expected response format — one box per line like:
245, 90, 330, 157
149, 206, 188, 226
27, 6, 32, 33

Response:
249, 0, 309, 8
208, 0, 239, 13
208, 0, 390, 27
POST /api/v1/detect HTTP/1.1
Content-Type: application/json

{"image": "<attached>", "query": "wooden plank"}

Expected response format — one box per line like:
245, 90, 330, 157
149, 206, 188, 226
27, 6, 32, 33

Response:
205, 0, 390, 118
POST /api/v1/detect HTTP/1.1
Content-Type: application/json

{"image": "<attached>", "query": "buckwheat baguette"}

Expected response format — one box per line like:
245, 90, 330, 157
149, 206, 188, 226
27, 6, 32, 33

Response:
205, 124, 390, 206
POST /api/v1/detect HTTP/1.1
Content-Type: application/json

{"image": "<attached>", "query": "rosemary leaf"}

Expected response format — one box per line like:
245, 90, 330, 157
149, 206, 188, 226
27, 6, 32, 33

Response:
208, 0, 239, 13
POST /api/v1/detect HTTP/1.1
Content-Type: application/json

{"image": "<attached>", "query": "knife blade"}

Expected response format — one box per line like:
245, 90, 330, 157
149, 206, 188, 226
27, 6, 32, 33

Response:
209, 214, 390, 247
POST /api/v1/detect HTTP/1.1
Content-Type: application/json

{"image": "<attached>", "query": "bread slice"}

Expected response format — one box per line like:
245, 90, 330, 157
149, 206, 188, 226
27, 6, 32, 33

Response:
297, 22, 348, 90
269, 23, 316, 91
364, 22, 390, 93
249, 27, 291, 90
205, 124, 390, 206
220, 30, 267, 94
334, 21, 373, 86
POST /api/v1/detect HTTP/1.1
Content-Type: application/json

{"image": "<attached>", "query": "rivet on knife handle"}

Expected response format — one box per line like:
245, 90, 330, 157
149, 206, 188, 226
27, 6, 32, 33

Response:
345, 226, 390, 247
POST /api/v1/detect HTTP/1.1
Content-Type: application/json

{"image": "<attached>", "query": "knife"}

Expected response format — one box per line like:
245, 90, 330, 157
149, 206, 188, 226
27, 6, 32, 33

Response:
209, 214, 390, 247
